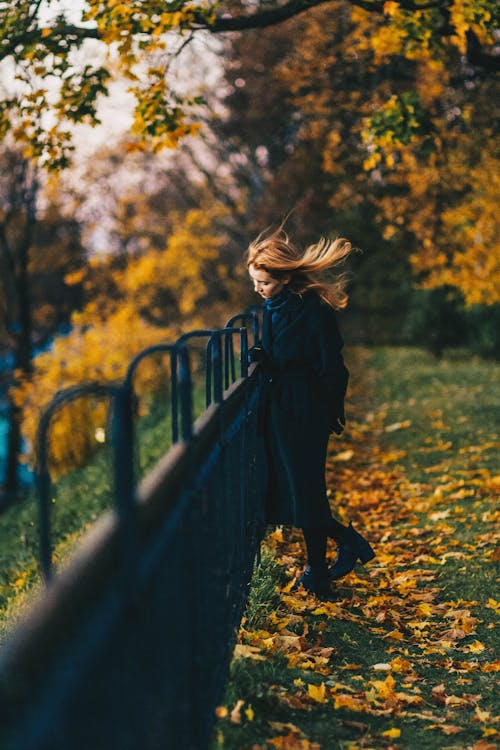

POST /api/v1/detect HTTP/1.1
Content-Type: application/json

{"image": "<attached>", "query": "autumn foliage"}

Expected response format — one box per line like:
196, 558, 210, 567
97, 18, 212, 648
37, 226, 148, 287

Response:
12, 202, 237, 474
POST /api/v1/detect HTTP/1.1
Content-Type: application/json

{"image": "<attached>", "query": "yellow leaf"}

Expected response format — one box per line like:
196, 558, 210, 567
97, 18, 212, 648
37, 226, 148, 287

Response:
370, 673, 396, 698
391, 657, 413, 673
332, 449, 354, 462
385, 419, 411, 432
382, 728, 401, 738
245, 706, 255, 721
475, 707, 491, 722
486, 599, 500, 616
483, 728, 499, 738
307, 682, 328, 703
462, 640, 486, 654
384, 629, 405, 641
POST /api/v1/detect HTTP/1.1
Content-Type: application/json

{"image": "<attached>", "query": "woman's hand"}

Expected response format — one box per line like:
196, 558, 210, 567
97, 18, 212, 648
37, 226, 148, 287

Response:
248, 346, 269, 367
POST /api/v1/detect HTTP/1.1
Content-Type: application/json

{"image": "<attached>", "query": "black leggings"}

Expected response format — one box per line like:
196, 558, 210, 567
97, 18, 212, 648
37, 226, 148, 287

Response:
302, 519, 348, 568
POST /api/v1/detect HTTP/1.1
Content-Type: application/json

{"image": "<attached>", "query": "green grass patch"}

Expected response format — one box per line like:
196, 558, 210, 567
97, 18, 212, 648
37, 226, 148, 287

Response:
0, 384, 206, 641
211, 347, 500, 750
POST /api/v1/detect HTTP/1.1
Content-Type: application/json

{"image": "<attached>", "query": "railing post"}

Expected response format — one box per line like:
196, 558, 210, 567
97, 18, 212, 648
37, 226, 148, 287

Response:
225, 312, 260, 348
211, 333, 223, 403
34, 383, 111, 582
206, 338, 213, 407
111, 385, 135, 518
177, 346, 193, 441
35, 411, 53, 583
240, 327, 248, 379
171, 347, 179, 443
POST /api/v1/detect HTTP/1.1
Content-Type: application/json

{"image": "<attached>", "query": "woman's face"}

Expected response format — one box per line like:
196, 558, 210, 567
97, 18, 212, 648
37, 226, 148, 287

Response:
249, 264, 290, 300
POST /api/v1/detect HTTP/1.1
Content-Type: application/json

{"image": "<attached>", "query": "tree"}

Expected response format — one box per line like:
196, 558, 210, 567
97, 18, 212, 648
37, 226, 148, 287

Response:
0, 146, 86, 496
13, 198, 242, 475
215, 1, 499, 318
0, 1, 497, 168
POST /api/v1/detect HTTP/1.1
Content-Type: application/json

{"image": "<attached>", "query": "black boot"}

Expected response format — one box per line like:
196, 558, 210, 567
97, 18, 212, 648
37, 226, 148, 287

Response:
292, 564, 332, 598
328, 523, 375, 580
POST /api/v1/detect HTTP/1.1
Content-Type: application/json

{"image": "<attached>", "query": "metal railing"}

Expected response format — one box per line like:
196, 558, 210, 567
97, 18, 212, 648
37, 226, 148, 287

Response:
0, 312, 265, 750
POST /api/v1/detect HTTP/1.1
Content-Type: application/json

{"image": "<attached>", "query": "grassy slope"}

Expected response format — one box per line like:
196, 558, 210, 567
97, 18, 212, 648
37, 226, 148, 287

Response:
211, 347, 499, 750
0, 387, 206, 639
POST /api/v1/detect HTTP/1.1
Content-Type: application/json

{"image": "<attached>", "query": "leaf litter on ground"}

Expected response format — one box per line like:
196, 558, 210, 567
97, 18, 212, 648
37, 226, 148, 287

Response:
212, 348, 499, 750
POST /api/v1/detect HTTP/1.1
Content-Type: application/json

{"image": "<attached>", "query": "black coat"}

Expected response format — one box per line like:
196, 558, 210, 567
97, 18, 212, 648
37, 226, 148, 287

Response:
258, 289, 349, 528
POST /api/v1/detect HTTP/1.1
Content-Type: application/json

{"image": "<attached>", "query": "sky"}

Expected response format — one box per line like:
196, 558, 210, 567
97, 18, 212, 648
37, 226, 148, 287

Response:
33, 0, 223, 160
37, 0, 136, 156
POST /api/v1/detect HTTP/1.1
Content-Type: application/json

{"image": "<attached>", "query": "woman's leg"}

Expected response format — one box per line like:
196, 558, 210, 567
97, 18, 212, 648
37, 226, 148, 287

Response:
328, 518, 349, 542
292, 528, 331, 597
302, 527, 328, 569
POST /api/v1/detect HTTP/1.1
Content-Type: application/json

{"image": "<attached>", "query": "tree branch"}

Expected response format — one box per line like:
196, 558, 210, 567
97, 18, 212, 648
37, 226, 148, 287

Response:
0, 22, 99, 63
2, 1, 497, 75
192, 0, 337, 32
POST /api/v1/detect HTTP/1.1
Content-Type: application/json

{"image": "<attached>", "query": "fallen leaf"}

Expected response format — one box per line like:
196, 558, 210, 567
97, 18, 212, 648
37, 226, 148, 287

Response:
307, 682, 328, 703
230, 699, 245, 724
383, 629, 405, 641
426, 724, 463, 734
381, 727, 401, 738
482, 728, 500, 738
462, 640, 486, 654
268, 722, 305, 737
233, 644, 266, 660
431, 684, 447, 706
391, 657, 413, 673
385, 420, 412, 432
341, 719, 369, 732
332, 449, 354, 462
474, 707, 491, 722
268, 732, 320, 749
481, 660, 500, 672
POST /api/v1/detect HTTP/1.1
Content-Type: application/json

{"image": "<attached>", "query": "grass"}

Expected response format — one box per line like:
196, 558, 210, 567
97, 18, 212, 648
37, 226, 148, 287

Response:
211, 347, 500, 750
0, 384, 206, 641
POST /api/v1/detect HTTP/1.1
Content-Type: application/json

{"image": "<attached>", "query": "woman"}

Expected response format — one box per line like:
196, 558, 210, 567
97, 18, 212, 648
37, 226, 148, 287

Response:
247, 226, 374, 597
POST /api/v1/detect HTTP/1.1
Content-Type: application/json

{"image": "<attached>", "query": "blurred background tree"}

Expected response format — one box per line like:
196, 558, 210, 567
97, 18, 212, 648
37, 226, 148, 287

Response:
0, 144, 86, 495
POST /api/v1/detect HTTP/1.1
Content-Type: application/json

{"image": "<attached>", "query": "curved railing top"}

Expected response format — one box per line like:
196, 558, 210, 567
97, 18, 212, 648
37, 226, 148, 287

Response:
33, 314, 259, 582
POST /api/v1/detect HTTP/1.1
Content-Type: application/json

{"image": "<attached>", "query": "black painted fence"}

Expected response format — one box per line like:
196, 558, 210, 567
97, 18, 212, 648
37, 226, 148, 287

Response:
0, 312, 266, 750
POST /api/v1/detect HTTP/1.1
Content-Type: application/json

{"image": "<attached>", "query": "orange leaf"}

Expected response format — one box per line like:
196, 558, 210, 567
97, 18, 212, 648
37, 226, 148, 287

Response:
426, 724, 463, 734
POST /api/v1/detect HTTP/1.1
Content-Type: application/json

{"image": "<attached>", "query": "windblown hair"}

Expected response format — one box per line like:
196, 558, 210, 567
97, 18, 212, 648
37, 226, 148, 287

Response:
246, 226, 354, 310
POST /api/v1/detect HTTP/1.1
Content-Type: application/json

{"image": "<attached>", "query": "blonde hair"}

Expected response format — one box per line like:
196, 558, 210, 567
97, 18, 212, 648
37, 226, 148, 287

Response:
246, 226, 353, 310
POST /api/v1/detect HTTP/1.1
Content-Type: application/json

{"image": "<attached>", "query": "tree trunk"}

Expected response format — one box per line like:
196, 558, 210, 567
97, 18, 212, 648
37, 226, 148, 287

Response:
5, 393, 22, 495
3, 173, 36, 497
